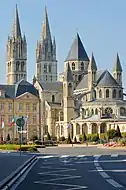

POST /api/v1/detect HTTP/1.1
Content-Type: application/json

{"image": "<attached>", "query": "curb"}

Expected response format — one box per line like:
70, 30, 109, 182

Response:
0, 155, 37, 190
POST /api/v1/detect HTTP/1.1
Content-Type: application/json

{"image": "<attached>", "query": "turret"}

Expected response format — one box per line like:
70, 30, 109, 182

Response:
113, 53, 122, 86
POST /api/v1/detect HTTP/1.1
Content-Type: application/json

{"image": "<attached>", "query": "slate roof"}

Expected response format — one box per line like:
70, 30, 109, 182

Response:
88, 53, 97, 71
97, 70, 119, 87
0, 79, 39, 99
65, 33, 89, 62
39, 82, 63, 91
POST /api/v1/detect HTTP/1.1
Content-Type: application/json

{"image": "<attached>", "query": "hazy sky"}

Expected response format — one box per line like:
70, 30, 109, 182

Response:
0, 0, 126, 90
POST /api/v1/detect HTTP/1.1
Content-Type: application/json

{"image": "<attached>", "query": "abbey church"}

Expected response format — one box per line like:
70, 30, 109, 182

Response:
0, 5, 126, 141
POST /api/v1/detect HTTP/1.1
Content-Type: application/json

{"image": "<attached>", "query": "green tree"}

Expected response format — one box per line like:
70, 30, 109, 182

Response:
107, 129, 118, 139
82, 132, 87, 142
117, 125, 122, 138
67, 133, 72, 144
47, 132, 51, 140
7, 134, 10, 141
74, 136, 77, 143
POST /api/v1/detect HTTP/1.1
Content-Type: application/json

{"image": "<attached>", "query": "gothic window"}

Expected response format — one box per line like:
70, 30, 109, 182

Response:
99, 89, 102, 98
81, 62, 84, 70
78, 75, 82, 81
93, 90, 96, 99
52, 95, 55, 102
119, 90, 122, 98
16, 61, 20, 71
75, 75, 77, 81
44, 65, 47, 73
49, 64, 51, 73
106, 89, 109, 98
68, 83, 72, 96
72, 62, 75, 70
21, 62, 24, 71
95, 108, 98, 115
91, 109, 94, 115
112, 89, 116, 98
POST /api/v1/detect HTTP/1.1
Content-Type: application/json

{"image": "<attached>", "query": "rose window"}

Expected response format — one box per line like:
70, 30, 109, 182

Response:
105, 107, 113, 114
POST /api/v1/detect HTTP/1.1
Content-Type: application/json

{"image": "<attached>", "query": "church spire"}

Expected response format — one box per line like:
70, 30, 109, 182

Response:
12, 4, 22, 39
41, 6, 51, 42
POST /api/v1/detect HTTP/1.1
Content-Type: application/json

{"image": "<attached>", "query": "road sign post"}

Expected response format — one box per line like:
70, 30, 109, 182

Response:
16, 116, 25, 156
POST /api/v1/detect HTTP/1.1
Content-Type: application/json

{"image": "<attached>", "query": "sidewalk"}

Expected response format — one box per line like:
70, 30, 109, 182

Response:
0, 152, 31, 182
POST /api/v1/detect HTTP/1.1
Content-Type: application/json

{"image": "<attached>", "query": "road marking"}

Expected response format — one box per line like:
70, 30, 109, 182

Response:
99, 172, 110, 178
93, 155, 123, 188
34, 181, 88, 189
77, 155, 85, 158
38, 168, 76, 175
89, 169, 126, 173
38, 173, 73, 176
94, 162, 100, 167
111, 154, 118, 157
106, 179, 123, 188
40, 166, 71, 170
60, 155, 70, 158
75, 159, 126, 164
43, 175, 81, 182
94, 155, 101, 158
40, 155, 54, 159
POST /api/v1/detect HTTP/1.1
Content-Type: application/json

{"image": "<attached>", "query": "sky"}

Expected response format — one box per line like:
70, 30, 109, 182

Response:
0, 0, 126, 89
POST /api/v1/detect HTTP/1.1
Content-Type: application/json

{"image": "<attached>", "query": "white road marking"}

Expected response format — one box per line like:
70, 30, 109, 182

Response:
106, 179, 123, 188
38, 168, 76, 175
75, 159, 126, 164
38, 173, 73, 177
111, 154, 118, 157
43, 175, 81, 182
40, 166, 71, 170
34, 181, 88, 189
77, 155, 85, 158
40, 155, 54, 159
60, 155, 70, 158
99, 172, 110, 178
94, 155, 101, 158
94, 162, 100, 167
89, 169, 126, 173
93, 155, 123, 188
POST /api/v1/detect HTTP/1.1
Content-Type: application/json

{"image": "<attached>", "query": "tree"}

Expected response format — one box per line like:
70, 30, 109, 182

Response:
82, 132, 87, 142
74, 136, 77, 143
47, 132, 51, 140
107, 129, 118, 139
67, 133, 72, 144
30, 135, 38, 141
117, 125, 122, 138
7, 134, 10, 141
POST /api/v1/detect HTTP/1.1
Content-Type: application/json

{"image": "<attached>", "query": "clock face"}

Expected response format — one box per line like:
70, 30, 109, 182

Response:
105, 107, 113, 114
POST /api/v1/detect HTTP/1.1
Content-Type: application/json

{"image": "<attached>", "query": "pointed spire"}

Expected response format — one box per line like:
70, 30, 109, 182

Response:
53, 36, 56, 47
64, 63, 73, 81
113, 53, 122, 72
12, 4, 22, 39
88, 52, 97, 71
65, 32, 89, 62
41, 6, 51, 42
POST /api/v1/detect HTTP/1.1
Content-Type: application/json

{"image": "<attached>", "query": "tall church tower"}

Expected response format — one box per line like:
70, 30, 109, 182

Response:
36, 7, 57, 83
113, 53, 122, 86
6, 5, 27, 85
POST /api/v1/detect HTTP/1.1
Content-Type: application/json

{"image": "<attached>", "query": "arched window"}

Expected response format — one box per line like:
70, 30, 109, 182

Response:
72, 62, 75, 70
81, 62, 84, 70
112, 89, 116, 98
49, 64, 51, 73
78, 75, 81, 81
94, 90, 96, 99
99, 89, 102, 98
21, 62, 24, 72
91, 109, 94, 115
119, 90, 122, 98
16, 61, 20, 71
95, 108, 98, 115
68, 83, 72, 96
52, 95, 55, 102
106, 89, 109, 98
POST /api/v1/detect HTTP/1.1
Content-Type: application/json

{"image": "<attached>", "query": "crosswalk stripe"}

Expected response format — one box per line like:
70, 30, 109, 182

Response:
111, 154, 118, 157
60, 155, 70, 158
77, 155, 85, 158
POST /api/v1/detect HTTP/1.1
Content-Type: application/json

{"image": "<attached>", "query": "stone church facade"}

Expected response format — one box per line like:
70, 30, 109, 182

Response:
0, 5, 126, 141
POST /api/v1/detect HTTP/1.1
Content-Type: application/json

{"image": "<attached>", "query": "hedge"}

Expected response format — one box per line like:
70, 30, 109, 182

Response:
0, 144, 45, 151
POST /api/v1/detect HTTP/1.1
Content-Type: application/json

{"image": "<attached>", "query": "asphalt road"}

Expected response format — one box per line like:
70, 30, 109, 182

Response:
12, 147, 126, 190
0, 152, 31, 182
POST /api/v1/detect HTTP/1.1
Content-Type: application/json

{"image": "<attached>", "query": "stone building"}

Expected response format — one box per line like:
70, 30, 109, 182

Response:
6, 5, 27, 85
1, 5, 126, 141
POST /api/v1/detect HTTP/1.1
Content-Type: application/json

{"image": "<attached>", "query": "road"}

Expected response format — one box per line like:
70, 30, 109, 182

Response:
0, 152, 31, 182
11, 146, 126, 190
